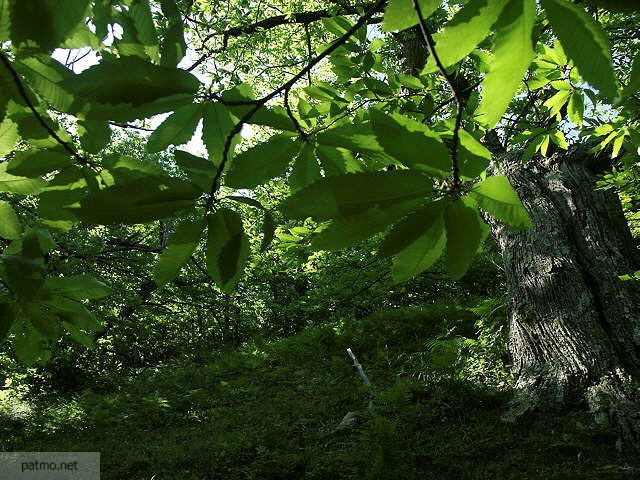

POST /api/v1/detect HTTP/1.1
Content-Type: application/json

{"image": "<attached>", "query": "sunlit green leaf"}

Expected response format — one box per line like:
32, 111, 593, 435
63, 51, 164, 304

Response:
7, 148, 72, 177
477, 0, 536, 128
539, 134, 551, 156
46, 296, 100, 330
444, 197, 486, 279
396, 73, 425, 90
222, 84, 297, 131
550, 130, 568, 150
10, 0, 90, 52
61, 23, 102, 49
202, 102, 238, 168
102, 154, 167, 183
161, 20, 187, 67
370, 109, 451, 176
77, 120, 111, 154
206, 208, 249, 293
382, 0, 439, 32
469, 175, 532, 230
567, 92, 584, 127
37, 166, 86, 232
115, 13, 149, 59
544, 90, 571, 117
611, 132, 625, 158
61, 56, 200, 120
541, 0, 618, 99
154, 218, 206, 287
458, 130, 492, 179
280, 170, 432, 220
70, 176, 201, 224
379, 200, 447, 258
0, 200, 21, 239
14, 55, 77, 113
146, 103, 203, 153
392, 215, 446, 283
423, 0, 509, 73
317, 145, 363, 175
0, 162, 47, 194
225, 135, 302, 188
10, 108, 73, 149
174, 150, 215, 192
0, 118, 18, 156
289, 143, 322, 191
129, 0, 159, 59
322, 16, 352, 37
316, 123, 384, 154
312, 200, 424, 251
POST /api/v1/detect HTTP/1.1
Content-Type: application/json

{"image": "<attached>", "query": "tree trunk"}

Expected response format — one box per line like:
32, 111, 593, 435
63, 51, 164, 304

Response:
393, 24, 640, 441
490, 146, 640, 439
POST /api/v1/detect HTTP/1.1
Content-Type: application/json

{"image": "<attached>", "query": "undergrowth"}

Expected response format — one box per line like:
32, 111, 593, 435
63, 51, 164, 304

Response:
1, 302, 638, 479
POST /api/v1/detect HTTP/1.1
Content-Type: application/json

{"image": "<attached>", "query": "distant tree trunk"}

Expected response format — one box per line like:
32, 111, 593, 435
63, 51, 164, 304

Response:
396, 28, 427, 76
489, 146, 640, 438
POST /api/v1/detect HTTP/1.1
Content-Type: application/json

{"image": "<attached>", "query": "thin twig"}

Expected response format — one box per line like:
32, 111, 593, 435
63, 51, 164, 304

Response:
304, 23, 313, 86
503, 82, 539, 145
412, 0, 464, 189
284, 87, 308, 139
429, 80, 481, 119
110, 121, 155, 132
0, 52, 87, 165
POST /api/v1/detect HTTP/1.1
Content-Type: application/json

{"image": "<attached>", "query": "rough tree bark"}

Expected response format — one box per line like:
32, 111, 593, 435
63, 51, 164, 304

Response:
394, 26, 640, 441
489, 146, 640, 439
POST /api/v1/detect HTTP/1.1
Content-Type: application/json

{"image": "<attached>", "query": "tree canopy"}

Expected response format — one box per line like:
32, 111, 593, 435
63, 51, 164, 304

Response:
0, 0, 639, 367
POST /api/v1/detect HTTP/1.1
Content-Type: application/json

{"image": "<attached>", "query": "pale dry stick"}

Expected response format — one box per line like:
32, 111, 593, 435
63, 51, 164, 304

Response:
347, 347, 373, 410
325, 347, 374, 436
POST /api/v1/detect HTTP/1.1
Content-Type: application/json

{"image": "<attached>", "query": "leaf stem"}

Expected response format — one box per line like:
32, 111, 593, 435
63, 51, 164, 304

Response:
284, 87, 309, 140
0, 52, 87, 165
412, 0, 464, 190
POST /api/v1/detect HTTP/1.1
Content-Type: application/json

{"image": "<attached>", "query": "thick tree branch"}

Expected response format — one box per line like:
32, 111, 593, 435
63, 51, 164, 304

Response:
205, 3, 380, 44
188, 3, 383, 71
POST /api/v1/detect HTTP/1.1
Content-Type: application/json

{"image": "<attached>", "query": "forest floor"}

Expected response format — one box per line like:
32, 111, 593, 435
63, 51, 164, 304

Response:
1, 306, 639, 479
